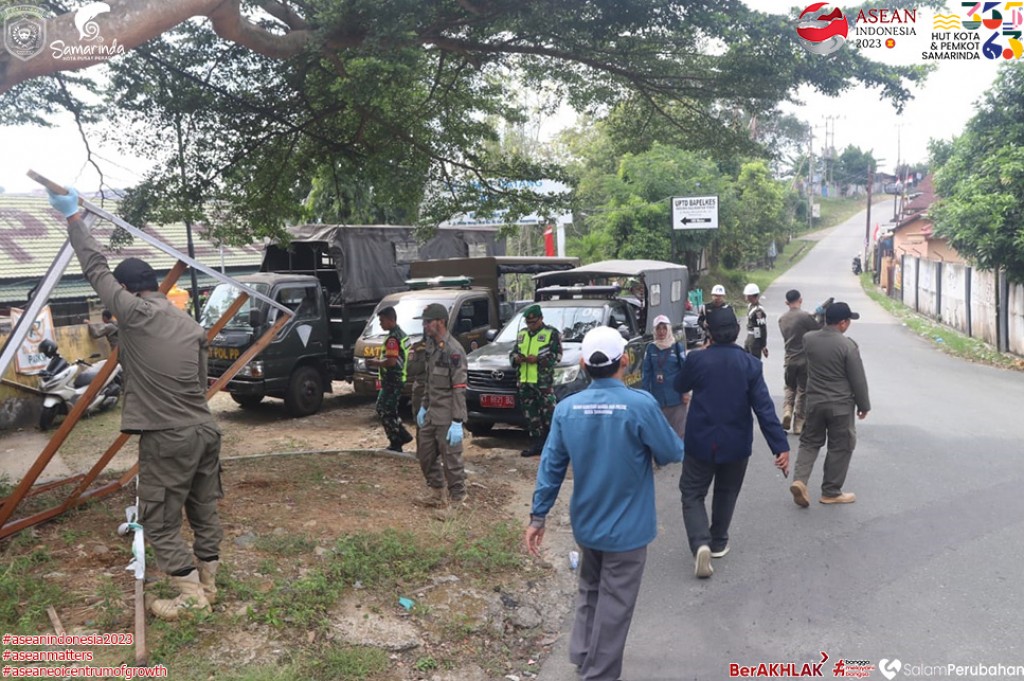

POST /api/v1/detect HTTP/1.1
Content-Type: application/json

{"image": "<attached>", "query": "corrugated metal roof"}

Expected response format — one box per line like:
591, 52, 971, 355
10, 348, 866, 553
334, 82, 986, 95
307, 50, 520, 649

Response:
0, 194, 264, 282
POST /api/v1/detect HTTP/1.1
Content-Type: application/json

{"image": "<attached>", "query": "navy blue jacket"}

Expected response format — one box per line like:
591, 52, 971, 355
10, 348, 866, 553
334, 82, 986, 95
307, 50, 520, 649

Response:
673, 343, 788, 463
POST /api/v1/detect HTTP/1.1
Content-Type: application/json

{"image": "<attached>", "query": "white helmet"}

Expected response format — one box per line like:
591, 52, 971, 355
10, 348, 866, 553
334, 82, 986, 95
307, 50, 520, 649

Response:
711, 285, 726, 296
743, 283, 760, 296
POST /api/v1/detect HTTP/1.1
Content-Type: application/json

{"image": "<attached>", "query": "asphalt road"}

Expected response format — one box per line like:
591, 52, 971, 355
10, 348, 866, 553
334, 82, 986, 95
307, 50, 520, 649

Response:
537, 206, 1024, 681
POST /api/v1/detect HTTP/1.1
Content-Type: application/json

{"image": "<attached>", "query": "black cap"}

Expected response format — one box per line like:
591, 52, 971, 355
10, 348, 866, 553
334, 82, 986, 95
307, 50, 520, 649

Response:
825, 301, 860, 324
785, 289, 801, 304
706, 305, 738, 333
113, 257, 158, 293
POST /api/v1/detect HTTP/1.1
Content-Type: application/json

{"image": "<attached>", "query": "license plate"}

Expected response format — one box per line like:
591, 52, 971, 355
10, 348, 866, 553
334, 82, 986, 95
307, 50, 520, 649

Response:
210, 345, 240, 361
480, 394, 515, 409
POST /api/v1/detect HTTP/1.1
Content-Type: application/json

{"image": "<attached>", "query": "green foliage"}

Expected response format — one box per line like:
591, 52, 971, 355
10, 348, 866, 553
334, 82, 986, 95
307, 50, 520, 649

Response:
308, 646, 389, 681
3, 1, 940, 242
254, 534, 318, 557
931, 62, 1024, 282
835, 145, 878, 190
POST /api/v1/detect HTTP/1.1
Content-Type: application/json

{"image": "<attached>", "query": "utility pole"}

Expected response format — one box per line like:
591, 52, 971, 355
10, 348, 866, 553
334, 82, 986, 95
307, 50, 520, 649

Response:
808, 126, 814, 230
865, 166, 874, 271
892, 124, 902, 221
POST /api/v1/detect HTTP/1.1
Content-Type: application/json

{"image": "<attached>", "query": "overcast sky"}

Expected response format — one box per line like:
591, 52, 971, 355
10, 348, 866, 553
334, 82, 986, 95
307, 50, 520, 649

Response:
0, 1, 1006, 194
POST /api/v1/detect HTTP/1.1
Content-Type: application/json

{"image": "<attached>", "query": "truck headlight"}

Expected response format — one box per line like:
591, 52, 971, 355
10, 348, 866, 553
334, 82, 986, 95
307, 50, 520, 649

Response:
237, 360, 264, 378
355, 358, 367, 372
554, 365, 580, 385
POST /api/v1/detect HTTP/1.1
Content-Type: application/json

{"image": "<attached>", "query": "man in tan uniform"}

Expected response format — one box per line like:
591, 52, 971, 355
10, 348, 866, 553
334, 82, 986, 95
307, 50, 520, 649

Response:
777, 290, 822, 435
414, 303, 468, 510
789, 302, 870, 507
49, 188, 223, 621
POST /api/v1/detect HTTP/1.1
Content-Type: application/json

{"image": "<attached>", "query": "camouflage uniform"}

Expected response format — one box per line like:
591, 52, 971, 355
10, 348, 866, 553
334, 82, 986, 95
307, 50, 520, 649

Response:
744, 301, 768, 360
376, 325, 412, 447
511, 323, 563, 446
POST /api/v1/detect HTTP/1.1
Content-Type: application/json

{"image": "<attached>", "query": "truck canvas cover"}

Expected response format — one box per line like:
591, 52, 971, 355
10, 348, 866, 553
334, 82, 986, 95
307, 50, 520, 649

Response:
261, 224, 505, 304
533, 259, 689, 335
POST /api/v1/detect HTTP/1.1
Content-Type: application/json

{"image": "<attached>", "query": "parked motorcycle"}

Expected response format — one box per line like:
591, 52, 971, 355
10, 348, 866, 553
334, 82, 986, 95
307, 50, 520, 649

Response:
37, 339, 123, 430
851, 254, 862, 275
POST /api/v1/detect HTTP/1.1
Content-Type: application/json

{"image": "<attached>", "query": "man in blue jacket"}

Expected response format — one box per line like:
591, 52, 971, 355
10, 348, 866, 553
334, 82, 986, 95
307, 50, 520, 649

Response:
525, 326, 684, 681
674, 306, 789, 579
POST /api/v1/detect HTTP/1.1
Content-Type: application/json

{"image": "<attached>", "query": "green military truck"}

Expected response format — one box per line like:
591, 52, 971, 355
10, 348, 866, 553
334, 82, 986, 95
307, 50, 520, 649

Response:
200, 224, 503, 417
351, 256, 579, 398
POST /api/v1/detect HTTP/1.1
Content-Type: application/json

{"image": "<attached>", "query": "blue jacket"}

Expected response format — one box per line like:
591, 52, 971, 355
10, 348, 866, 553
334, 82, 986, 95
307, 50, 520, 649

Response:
531, 378, 684, 552
673, 343, 788, 464
641, 342, 686, 407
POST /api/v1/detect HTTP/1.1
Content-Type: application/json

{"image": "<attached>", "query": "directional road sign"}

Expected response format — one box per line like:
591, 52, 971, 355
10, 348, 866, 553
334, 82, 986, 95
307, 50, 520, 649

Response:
671, 195, 719, 230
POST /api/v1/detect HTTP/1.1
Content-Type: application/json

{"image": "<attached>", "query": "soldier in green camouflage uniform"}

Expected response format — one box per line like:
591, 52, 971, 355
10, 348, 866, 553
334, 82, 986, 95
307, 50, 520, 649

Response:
511, 304, 563, 457
367, 306, 414, 452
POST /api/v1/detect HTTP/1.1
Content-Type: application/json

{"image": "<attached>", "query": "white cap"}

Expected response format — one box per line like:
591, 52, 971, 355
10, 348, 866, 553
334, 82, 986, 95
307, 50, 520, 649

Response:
582, 326, 628, 367
652, 314, 671, 327
743, 283, 760, 296
711, 285, 726, 296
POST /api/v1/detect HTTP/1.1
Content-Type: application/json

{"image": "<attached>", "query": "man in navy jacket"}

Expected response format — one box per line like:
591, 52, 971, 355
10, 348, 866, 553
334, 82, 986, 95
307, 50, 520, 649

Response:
674, 306, 789, 578
526, 326, 684, 681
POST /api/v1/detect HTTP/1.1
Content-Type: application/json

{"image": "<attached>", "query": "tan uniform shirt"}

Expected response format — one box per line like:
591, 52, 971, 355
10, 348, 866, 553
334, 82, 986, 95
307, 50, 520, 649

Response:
87, 321, 119, 349
421, 332, 468, 426
68, 218, 214, 432
803, 327, 871, 413
409, 338, 429, 415
777, 308, 821, 366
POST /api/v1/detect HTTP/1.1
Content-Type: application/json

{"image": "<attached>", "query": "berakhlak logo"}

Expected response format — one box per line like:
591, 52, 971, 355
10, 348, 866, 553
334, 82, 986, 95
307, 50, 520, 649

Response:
74, 2, 109, 41
795, 2, 849, 55
2, 4, 47, 61
879, 658, 902, 680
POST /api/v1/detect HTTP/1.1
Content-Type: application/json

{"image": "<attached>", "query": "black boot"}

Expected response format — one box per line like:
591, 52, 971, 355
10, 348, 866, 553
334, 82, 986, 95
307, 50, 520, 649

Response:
520, 437, 543, 458
386, 439, 403, 453
399, 428, 414, 445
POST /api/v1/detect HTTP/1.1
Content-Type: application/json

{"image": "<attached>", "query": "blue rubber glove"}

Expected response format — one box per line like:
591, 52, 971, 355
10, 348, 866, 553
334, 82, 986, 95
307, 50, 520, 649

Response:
47, 187, 80, 218
416, 406, 427, 428
446, 421, 463, 447
814, 306, 825, 316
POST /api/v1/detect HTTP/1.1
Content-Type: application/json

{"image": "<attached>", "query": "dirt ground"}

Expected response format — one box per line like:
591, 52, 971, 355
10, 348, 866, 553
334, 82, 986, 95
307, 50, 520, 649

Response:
0, 383, 579, 680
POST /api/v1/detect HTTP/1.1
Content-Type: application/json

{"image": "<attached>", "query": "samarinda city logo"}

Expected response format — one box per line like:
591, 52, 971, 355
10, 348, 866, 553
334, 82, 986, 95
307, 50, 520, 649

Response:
2, 4, 47, 61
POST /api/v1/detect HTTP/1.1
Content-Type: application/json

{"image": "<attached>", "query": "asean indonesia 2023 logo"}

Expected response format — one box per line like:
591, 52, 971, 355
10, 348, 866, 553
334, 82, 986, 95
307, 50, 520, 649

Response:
796, 2, 850, 55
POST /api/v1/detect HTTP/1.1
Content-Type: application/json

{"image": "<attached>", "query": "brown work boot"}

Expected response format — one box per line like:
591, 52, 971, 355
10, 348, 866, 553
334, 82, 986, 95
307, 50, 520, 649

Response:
782, 407, 793, 431
434, 491, 469, 521
414, 487, 446, 509
792, 417, 805, 435
197, 558, 219, 605
819, 492, 856, 505
149, 571, 211, 621
789, 480, 810, 508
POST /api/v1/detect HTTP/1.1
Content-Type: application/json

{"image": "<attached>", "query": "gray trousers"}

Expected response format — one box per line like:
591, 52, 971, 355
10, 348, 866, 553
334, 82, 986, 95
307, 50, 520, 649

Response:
569, 545, 647, 681
794, 403, 857, 497
416, 422, 466, 498
138, 422, 224, 575
783, 361, 808, 420
680, 456, 749, 554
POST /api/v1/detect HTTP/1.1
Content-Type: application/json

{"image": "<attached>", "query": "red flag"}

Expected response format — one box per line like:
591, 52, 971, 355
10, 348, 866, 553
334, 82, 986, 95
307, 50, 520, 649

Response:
872, 223, 879, 242
543, 224, 555, 256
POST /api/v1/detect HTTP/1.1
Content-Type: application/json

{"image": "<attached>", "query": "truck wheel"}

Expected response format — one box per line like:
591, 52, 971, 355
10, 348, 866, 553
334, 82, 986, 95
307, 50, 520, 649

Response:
39, 405, 59, 431
284, 365, 324, 417
466, 421, 494, 436
231, 394, 264, 409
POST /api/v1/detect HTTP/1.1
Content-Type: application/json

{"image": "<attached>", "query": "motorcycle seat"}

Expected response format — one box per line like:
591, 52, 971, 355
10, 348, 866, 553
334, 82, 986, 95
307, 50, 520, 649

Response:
74, 361, 105, 389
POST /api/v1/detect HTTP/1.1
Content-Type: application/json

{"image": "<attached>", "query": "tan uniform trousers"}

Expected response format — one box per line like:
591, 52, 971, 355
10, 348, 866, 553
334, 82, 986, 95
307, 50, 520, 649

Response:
138, 422, 224, 575
416, 424, 466, 499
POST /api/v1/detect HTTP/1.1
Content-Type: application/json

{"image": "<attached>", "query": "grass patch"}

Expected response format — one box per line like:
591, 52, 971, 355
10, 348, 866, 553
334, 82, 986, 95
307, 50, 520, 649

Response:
254, 533, 318, 556
306, 645, 390, 681
860, 273, 1024, 371
245, 524, 522, 629
0, 545, 62, 632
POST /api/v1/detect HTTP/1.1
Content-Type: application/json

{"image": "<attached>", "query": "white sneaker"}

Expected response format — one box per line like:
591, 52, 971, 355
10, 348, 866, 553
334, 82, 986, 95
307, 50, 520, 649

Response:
694, 545, 713, 578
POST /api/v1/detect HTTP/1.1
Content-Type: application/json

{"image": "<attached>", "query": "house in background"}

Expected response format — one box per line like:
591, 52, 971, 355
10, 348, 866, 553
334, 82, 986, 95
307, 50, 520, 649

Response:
889, 174, 965, 265
0, 193, 264, 325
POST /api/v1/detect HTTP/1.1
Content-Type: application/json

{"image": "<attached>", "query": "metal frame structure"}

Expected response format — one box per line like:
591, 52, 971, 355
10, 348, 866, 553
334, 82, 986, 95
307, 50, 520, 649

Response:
0, 171, 293, 539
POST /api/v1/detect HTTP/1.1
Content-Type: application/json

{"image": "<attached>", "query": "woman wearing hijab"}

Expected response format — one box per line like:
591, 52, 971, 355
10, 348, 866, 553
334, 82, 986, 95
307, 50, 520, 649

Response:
641, 314, 688, 438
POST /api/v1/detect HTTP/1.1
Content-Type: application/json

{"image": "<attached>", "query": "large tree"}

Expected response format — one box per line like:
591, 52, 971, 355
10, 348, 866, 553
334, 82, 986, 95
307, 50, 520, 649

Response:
931, 61, 1024, 282
3, 0, 932, 239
